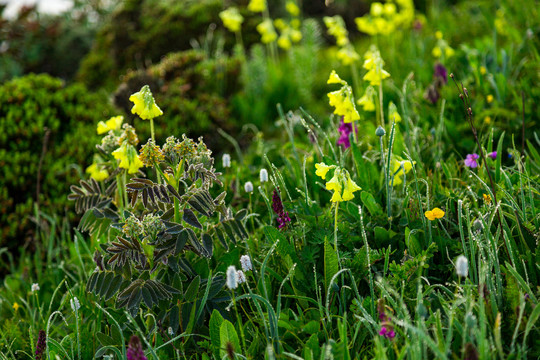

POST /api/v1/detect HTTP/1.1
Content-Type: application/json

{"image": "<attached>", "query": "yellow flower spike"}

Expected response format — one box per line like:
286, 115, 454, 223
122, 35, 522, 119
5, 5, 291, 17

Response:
285, 1, 300, 16
425, 207, 445, 221
388, 101, 402, 123
97, 115, 124, 135
341, 173, 361, 201
327, 70, 345, 85
363, 68, 390, 86
257, 19, 277, 44
357, 86, 376, 112
129, 85, 163, 120
487, 94, 494, 103
248, 0, 266, 12
86, 163, 109, 181
337, 46, 360, 66
277, 34, 292, 50
219, 7, 244, 33
370, 2, 384, 17
112, 142, 143, 174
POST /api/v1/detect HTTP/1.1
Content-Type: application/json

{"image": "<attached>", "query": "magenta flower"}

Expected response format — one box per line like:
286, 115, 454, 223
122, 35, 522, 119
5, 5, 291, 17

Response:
272, 188, 291, 229
488, 151, 497, 159
337, 117, 357, 149
464, 153, 479, 168
127, 335, 147, 360
379, 326, 396, 339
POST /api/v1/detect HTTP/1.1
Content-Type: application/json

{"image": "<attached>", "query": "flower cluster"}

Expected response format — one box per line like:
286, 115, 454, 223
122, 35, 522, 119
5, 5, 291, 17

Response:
355, 0, 415, 36
377, 299, 396, 339
357, 86, 376, 112
424, 63, 448, 104
337, 117, 356, 149
86, 159, 109, 181
327, 70, 360, 124
363, 47, 390, 86
127, 335, 147, 360
35, 330, 46, 360
129, 85, 163, 120
227, 264, 248, 289
432, 31, 455, 59
257, 19, 277, 44
248, 0, 266, 13
97, 115, 123, 135
274, 18, 302, 50
219, 7, 243, 33
272, 188, 291, 228
390, 158, 414, 186
139, 139, 164, 167
324, 15, 359, 65
112, 141, 144, 174
315, 163, 361, 202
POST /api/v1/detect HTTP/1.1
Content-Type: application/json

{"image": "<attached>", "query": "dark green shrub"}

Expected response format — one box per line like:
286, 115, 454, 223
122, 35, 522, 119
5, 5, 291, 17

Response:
113, 49, 243, 150
77, 0, 226, 89
0, 4, 100, 82
0, 74, 117, 258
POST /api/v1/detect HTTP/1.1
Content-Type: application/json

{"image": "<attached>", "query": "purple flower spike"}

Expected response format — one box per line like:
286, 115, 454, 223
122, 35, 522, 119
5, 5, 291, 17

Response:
272, 189, 291, 229
488, 151, 497, 159
464, 153, 479, 168
127, 335, 147, 360
434, 63, 448, 84
337, 117, 356, 149
379, 326, 388, 337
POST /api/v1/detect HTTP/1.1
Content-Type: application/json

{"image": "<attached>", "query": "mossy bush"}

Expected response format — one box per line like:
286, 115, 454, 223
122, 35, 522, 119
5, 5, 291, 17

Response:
77, 0, 227, 90
113, 49, 243, 150
0, 74, 117, 255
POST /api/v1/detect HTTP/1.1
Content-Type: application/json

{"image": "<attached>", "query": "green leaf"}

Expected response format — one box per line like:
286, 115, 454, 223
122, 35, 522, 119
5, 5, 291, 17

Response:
219, 320, 240, 359
495, 131, 505, 182
209, 310, 224, 359
184, 276, 200, 302
361, 191, 383, 216
183, 208, 202, 229
324, 237, 339, 293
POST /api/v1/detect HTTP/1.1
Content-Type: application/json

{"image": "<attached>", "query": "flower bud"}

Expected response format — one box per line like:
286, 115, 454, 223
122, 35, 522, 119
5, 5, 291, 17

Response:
244, 181, 254, 193
260, 168, 268, 183
375, 126, 386, 137
456, 255, 469, 278
222, 153, 231, 168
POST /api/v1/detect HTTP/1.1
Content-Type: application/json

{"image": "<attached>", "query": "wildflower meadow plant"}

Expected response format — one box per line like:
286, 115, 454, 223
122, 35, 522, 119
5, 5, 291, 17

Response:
69, 86, 250, 326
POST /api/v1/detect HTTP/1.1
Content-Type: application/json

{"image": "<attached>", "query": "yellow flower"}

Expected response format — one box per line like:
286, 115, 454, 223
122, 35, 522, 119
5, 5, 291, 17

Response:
324, 16, 349, 46
13, 302, 20, 312
484, 116, 492, 125
277, 34, 292, 50
327, 70, 345, 85
248, 0, 266, 13
291, 18, 301, 29
391, 159, 414, 186
483, 193, 492, 204
337, 46, 360, 66
86, 163, 109, 181
257, 19, 277, 44
341, 173, 361, 201
384, 3, 396, 16
425, 207, 445, 221
315, 163, 332, 179
290, 28, 302, 42
432, 46, 442, 58
331, 190, 343, 202
112, 142, 143, 174
487, 94, 494, 103
435, 31, 443, 39
357, 86, 376, 112
388, 101, 402, 123
370, 2, 384, 17
445, 46, 455, 57
129, 85, 163, 120
219, 7, 244, 33
480, 66, 487, 75
362, 48, 390, 86
285, 1, 300, 16
97, 115, 123, 135
274, 18, 286, 31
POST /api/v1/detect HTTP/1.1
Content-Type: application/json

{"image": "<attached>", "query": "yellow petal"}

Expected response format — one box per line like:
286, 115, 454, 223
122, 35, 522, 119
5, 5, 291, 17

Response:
315, 163, 331, 180
425, 210, 435, 221
432, 207, 445, 219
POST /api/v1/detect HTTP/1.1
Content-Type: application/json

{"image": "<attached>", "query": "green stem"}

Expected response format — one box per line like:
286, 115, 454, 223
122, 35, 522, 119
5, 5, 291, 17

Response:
334, 202, 341, 266
379, 83, 385, 129
150, 118, 155, 143
231, 291, 247, 355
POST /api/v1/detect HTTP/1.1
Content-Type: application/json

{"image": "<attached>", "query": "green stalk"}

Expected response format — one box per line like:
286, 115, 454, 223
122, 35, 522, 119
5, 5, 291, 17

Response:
231, 291, 247, 355
150, 118, 155, 143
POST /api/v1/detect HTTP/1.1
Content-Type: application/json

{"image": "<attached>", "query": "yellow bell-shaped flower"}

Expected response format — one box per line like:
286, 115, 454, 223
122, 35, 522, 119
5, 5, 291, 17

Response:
129, 85, 163, 120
